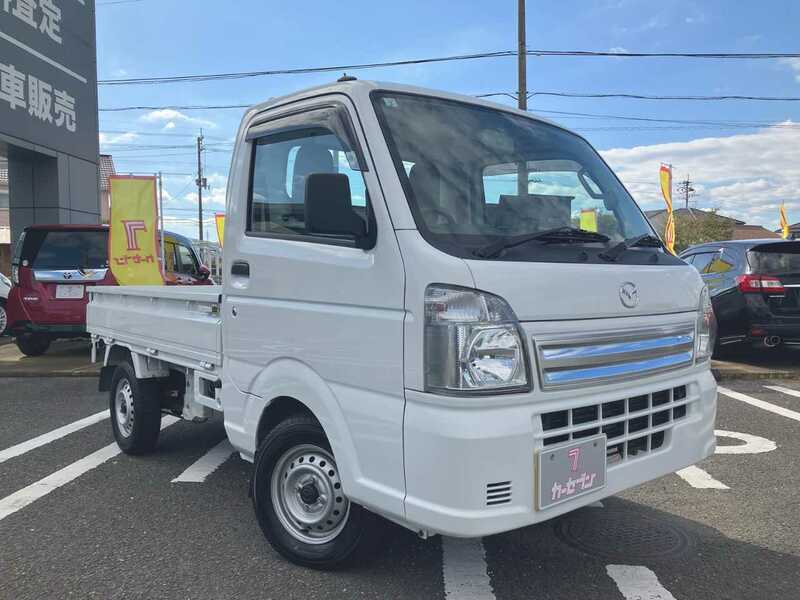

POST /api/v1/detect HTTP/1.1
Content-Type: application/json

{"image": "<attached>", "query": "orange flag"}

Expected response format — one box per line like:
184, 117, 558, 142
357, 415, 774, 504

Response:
780, 202, 790, 239
660, 165, 675, 254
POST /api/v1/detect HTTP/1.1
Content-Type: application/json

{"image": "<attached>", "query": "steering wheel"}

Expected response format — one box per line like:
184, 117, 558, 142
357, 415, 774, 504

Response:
421, 207, 456, 227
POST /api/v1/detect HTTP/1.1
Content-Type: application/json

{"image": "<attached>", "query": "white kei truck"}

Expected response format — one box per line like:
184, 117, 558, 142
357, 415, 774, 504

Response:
87, 79, 717, 569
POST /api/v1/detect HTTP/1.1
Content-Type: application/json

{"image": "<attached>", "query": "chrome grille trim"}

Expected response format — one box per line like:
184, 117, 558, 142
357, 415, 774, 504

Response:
34, 269, 109, 282
534, 324, 695, 390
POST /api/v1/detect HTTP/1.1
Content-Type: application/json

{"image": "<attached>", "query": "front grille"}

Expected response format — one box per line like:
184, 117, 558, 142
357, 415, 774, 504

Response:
540, 385, 689, 465
534, 325, 695, 390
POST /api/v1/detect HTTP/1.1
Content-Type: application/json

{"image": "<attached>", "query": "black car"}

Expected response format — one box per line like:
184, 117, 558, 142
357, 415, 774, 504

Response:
680, 239, 800, 353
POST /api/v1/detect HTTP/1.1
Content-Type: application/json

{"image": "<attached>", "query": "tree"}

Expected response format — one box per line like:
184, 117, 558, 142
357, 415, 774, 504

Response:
673, 209, 735, 253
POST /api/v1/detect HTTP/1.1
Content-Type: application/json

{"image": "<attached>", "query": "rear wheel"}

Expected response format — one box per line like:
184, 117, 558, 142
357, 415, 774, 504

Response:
251, 415, 369, 569
0, 300, 7, 335
15, 333, 50, 356
109, 362, 162, 455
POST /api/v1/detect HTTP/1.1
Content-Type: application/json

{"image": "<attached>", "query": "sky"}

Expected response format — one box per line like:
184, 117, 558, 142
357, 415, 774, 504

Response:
95, 0, 800, 242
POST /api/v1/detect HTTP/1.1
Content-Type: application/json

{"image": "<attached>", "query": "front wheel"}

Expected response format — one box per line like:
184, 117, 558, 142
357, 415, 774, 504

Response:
251, 415, 369, 569
109, 362, 163, 455
16, 333, 50, 356
0, 300, 7, 336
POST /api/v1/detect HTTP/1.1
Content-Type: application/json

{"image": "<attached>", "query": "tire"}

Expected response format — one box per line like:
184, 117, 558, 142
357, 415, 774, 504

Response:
0, 300, 7, 336
16, 333, 51, 356
109, 362, 163, 455
251, 415, 369, 569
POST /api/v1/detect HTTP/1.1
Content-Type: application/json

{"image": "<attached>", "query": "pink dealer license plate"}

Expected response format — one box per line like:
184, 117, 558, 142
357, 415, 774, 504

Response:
537, 435, 606, 510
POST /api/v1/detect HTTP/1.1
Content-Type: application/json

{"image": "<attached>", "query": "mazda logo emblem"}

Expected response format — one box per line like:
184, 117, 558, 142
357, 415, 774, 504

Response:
620, 282, 639, 308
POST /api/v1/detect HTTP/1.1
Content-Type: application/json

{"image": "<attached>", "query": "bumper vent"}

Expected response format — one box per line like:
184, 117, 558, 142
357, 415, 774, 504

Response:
486, 481, 512, 506
540, 385, 690, 465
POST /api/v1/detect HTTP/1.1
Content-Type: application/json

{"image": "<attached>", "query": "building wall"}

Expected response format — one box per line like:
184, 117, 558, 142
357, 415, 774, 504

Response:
0, 1, 99, 246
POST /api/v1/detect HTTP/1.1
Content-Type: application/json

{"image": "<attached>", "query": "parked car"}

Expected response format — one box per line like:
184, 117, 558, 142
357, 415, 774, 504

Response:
681, 239, 800, 353
0, 270, 10, 335
6, 224, 212, 356
88, 80, 716, 568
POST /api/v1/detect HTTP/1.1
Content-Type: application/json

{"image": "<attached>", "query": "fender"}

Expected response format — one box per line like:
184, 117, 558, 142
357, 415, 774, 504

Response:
225, 357, 404, 519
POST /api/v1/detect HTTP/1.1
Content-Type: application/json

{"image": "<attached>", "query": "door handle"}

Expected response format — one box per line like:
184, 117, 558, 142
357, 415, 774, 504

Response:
231, 260, 250, 277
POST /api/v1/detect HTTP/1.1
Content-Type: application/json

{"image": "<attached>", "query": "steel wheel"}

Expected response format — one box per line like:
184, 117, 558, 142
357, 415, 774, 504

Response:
270, 444, 350, 545
114, 378, 135, 439
0, 303, 7, 335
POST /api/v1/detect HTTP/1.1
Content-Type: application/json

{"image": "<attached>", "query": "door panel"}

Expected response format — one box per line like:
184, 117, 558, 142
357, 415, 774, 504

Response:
221, 96, 407, 513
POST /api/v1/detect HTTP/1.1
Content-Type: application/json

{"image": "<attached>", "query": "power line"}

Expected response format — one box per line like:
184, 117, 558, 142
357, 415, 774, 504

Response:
528, 92, 800, 101
96, 49, 800, 86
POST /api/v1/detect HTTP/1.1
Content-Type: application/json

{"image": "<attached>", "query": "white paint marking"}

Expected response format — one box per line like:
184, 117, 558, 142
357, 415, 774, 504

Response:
588, 500, 604, 508
714, 429, 777, 454
718, 386, 800, 423
0, 417, 179, 522
442, 537, 495, 600
171, 439, 235, 483
675, 465, 729, 489
765, 385, 800, 400
606, 565, 677, 600
0, 31, 88, 84
0, 411, 107, 465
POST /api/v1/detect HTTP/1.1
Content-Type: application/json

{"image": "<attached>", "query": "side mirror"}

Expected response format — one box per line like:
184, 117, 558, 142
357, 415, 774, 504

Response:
197, 265, 211, 280
304, 173, 367, 245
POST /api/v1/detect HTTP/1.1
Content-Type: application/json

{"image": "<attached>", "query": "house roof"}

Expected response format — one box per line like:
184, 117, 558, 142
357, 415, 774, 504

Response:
732, 225, 781, 240
99, 155, 115, 191
645, 207, 745, 224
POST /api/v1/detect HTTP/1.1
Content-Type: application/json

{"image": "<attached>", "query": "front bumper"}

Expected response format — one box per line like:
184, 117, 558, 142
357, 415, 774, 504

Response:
402, 366, 716, 537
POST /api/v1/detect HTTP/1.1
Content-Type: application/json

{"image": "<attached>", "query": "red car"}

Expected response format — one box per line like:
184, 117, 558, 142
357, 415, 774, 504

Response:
7, 224, 212, 356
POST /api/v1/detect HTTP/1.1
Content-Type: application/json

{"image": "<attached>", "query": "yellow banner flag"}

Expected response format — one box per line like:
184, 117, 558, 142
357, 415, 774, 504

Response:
579, 208, 598, 232
215, 213, 226, 248
780, 202, 790, 239
660, 165, 676, 254
109, 176, 164, 286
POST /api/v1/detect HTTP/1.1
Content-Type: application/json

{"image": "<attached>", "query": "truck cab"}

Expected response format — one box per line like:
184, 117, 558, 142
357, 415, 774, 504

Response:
88, 80, 717, 568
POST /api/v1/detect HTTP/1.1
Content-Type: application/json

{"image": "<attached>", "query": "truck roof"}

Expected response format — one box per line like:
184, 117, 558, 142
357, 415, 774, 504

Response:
244, 79, 564, 131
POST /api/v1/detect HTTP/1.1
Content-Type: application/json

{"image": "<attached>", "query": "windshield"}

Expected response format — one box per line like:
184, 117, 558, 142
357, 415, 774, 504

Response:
372, 92, 658, 262
748, 243, 800, 275
19, 230, 108, 270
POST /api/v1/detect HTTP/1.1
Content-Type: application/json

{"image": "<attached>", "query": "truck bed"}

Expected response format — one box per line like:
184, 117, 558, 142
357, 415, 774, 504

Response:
87, 286, 222, 369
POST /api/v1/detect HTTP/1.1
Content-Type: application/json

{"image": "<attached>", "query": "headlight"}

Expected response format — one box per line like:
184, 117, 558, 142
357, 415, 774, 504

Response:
695, 286, 717, 363
424, 284, 529, 394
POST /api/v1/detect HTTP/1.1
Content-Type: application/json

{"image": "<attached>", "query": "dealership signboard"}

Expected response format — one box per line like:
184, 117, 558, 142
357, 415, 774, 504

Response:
0, 0, 98, 163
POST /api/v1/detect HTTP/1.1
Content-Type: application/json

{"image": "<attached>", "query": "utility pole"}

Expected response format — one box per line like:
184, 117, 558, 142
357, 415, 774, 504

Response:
517, 0, 528, 197
517, 0, 527, 111
196, 131, 207, 241
676, 175, 696, 209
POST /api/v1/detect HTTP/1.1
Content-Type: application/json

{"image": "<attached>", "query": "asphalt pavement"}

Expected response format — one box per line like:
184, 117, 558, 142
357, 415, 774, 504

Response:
0, 377, 798, 599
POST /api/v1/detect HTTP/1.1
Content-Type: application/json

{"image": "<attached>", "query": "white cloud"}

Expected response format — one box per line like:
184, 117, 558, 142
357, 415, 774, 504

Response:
163, 121, 177, 130
601, 122, 800, 228
182, 172, 227, 207
140, 109, 215, 128
99, 131, 138, 145
780, 57, 800, 83
608, 46, 628, 54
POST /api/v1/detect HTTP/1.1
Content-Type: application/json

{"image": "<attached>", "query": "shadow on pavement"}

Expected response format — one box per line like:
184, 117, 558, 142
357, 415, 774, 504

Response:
0, 338, 99, 377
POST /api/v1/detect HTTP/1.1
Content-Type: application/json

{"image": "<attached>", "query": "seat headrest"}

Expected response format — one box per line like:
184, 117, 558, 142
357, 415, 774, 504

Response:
293, 145, 335, 203
408, 162, 441, 208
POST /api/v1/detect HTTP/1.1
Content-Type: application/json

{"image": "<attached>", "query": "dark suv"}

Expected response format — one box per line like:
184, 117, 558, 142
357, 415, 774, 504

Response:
680, 239, 800, 353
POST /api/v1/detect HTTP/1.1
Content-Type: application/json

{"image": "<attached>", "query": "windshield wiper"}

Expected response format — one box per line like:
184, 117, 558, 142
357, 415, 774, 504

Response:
474, 227, 611, 259
599, 234, 664, 262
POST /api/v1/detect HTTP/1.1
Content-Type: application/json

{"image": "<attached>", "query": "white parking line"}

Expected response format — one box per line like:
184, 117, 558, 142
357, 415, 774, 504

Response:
171, 439, 235, 483
442, 537, 495, 600
606, 565, 677, 600
0, 417, 179, 522
764, 385, 800, 400
0, 411, 107, 465
714, 430, 776, 454
718, 386, 800, 423
676, 465, 729, 489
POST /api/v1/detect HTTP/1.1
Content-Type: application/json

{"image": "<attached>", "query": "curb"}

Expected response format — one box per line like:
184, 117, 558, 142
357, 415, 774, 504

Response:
712, 368, 800, 381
